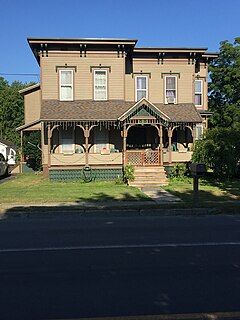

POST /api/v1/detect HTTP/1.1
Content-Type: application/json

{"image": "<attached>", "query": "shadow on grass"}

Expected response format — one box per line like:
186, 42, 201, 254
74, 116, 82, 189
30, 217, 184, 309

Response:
75, 191, 149, 203
165, 175, 240, 207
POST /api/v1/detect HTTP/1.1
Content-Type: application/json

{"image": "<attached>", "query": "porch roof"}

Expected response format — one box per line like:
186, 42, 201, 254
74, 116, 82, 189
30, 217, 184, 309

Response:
40, 100, 202, 123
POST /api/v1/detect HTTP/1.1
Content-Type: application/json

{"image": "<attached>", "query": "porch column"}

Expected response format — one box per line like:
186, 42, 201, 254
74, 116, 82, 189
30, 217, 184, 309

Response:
47, 125, 51, 168
122, 124, 127, 166
159, 125, 163, 166
192, 125, 196, 143
84, 125, 90, 166
20, 131, 23, 173
168, 128, 173, 164
41, 122, 45, 166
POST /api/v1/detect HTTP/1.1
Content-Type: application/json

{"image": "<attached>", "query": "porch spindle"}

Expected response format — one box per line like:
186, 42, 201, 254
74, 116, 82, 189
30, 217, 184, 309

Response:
168, 128, 173, 164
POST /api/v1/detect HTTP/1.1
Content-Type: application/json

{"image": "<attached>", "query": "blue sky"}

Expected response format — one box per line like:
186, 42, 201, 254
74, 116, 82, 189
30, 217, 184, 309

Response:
0, 0, 239, 84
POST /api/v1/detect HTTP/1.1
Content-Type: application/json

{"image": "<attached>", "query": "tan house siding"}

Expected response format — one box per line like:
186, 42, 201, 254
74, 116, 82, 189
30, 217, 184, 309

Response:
125, 58, 196, 103
24, 90, 41, 128
40, 52, 125, 101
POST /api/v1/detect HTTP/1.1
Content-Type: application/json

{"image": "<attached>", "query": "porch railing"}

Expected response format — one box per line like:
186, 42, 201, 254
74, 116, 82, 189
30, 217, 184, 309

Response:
126, 150, 160, 166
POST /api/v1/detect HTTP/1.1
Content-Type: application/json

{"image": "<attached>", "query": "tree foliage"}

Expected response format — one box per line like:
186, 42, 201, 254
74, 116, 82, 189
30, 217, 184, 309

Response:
23, 131, 42, 171
193, 38, 240, 178
0, 77, 35, 146
192, 128, 240, 178
209, 37, 240, 129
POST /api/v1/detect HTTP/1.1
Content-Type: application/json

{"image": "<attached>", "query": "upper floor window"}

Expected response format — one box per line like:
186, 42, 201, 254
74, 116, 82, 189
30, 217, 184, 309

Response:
195, 80, 202, 106
94, 70, 107, 100
135, 76, 148, 101
60, 70, 73, 101
165, 76, 177, 104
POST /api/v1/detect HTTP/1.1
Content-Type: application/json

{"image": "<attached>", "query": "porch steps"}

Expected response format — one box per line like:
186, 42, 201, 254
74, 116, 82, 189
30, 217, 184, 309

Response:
129, 166, 168, 187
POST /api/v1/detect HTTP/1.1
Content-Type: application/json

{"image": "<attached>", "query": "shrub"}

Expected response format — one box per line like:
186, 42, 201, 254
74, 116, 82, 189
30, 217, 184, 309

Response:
123, 163, 135, 184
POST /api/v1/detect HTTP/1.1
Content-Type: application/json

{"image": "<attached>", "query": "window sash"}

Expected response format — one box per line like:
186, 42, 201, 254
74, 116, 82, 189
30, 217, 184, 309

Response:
60, 70, 73, 101
195, 80, 203, 106
94, 70, 107, 100
196, 125, 203, 140
94, 127, 109, 153
135, 76, 148, 101
61, 128, 74, 153
165, 76, 177, 102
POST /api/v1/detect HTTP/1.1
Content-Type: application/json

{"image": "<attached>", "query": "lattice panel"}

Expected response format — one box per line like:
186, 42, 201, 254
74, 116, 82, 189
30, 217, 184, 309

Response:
126, 150, 160, 166
126, 152, 143, 165
144, 151, 159, 165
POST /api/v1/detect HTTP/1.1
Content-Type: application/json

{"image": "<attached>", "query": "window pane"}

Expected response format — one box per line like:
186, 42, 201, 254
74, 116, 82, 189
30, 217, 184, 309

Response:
195, 80, 202, 93
137, 77, 146, 90
61, 86, 72, 100
137, 90, 147, 100
196, 126, 203, 140
95, 71, 107, 100
166, 90, 176, 98
195, 94, 202, 105
61, 71, 72, 85
166, 77, 176, 89
62, 129, 73, 152
95, 90, 107, 100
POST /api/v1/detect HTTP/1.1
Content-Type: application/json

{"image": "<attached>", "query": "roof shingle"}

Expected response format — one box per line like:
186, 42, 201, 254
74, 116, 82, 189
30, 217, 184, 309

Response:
41, 100, 202, 123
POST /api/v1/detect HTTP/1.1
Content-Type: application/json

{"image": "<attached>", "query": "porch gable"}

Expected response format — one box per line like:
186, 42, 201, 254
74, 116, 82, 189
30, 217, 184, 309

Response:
118, 98, 170, 123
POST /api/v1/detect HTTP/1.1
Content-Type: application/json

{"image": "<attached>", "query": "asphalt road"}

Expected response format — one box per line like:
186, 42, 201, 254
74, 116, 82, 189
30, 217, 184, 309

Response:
0, 214, 240, 319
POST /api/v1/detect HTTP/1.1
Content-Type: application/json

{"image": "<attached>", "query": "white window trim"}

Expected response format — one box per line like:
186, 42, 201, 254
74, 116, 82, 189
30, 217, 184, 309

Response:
165, 76, 177, 104
94, 69, 108, 101
195, 80, 203, 107
59, 69, 74, 101
135, 76, 148, 101
61, 128, 75, 154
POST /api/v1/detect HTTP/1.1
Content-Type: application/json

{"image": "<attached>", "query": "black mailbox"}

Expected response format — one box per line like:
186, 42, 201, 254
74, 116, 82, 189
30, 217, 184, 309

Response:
190, 163, 206, 177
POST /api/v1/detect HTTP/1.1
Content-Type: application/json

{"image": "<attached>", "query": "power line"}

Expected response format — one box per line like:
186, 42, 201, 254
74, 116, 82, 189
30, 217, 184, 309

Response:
0, 73, 39, 76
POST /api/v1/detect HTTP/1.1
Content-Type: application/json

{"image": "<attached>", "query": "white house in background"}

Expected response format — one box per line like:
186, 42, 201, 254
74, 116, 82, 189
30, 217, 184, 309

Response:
0, 139, 17, 165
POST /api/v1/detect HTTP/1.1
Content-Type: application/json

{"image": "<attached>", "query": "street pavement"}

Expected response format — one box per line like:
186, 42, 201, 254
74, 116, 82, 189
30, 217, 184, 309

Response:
0, 214, 240, 319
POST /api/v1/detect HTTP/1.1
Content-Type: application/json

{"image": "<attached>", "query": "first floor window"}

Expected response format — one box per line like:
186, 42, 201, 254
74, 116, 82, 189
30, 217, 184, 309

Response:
196, 125, 203, 140
165, 76, 177, 104
195, 80, 203, 106
62, 128, 74, 153
136, 76, 148, 101
94, 70, 107, 100
94, 127, 109, 153
60, 70, 73, 101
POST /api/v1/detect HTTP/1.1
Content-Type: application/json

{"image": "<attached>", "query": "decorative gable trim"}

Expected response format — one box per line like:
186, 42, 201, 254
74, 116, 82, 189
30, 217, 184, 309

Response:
118, 98, 170, 122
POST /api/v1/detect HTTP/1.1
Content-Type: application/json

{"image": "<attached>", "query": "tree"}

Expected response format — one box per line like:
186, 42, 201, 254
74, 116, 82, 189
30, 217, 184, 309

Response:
0, 77, 36, 146
209, 37, 240, 129
192, 127, 240, 178
23, 131, 42, 171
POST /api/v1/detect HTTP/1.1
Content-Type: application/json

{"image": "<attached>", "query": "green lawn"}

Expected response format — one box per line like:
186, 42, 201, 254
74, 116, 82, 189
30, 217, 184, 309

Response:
163, 176, 240, 204
0, 173, 149, 204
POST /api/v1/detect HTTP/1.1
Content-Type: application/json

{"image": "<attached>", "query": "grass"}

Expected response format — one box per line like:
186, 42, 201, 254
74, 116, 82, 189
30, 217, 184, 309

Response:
0, 173, 149, 204
163, 176, 240, 205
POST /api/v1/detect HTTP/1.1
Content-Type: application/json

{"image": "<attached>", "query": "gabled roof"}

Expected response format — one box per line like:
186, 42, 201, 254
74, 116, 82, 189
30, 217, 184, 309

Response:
118, 98, 170, 121
40, 100, 202, 123
19, 84, 40, 95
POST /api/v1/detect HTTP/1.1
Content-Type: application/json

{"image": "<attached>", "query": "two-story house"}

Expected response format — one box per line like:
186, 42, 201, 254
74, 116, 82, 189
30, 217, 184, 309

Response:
17, 37, 217, 184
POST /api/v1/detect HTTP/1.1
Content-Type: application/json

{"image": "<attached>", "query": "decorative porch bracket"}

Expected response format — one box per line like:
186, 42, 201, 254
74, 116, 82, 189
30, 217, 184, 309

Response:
77, 124, 98, 166
47, 124, 60, 168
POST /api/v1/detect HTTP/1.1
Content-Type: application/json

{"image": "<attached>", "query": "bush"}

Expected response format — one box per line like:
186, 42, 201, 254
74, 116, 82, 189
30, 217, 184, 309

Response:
192, 127, 240, 179
169, 162, 191, 181
123, 163, 135, 184
23, 131, 42, 171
